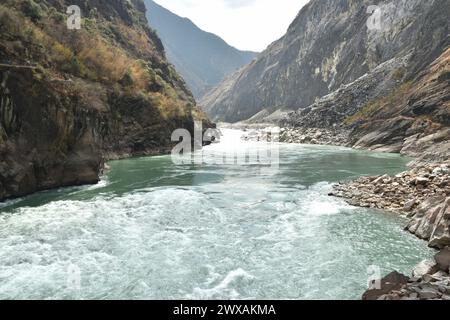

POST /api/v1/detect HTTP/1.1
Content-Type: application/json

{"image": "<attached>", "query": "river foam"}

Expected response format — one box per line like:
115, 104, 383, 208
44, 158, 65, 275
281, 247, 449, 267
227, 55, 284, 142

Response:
0, 129, 435, 299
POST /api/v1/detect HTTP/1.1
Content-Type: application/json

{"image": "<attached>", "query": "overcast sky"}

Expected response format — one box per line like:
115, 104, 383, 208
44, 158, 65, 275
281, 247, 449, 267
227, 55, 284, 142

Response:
153, 0, 310, 52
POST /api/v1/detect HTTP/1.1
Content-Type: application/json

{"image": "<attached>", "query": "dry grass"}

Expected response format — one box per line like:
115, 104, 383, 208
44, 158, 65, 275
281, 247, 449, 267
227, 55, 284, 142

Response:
0, 0, 194, 124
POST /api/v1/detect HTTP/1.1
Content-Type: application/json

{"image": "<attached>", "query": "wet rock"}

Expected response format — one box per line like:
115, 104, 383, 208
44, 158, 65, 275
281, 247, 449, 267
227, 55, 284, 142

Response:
370, 255, 450, 300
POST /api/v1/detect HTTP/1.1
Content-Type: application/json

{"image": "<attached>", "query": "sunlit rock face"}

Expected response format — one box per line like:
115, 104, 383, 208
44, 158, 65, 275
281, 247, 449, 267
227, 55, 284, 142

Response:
201, 0, 448, 123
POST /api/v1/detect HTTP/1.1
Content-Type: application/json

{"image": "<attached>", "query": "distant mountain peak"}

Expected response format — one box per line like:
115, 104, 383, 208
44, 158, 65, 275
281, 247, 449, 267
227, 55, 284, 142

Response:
144, 0, 258, 99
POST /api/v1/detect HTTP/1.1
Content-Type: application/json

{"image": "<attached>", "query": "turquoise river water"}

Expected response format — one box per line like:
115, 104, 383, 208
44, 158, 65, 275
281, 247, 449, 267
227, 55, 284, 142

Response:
0, 129, 434, 299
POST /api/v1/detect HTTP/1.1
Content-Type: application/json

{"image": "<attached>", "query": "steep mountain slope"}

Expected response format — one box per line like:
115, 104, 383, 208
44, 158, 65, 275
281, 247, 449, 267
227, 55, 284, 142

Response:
283, 46, 450, 161
144, 0, 257, 99
202, 0, 449, 123
0, 0, 210, 201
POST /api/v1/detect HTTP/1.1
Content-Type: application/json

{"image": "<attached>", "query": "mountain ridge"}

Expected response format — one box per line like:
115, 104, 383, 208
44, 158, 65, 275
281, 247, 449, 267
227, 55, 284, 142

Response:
144, 0, 257, 99
201, 0, 449, 124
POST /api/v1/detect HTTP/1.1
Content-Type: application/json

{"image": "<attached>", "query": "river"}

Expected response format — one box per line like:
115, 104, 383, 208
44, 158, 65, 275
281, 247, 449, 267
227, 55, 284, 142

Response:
0, 128, 434, 299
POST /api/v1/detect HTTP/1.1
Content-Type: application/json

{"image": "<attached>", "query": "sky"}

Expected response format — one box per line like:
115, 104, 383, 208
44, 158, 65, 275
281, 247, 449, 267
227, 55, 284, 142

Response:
153, 0, 310, 52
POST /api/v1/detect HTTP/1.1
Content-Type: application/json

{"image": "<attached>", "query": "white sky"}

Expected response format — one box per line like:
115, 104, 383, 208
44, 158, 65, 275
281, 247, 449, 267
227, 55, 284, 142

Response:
153, 0, 310, 52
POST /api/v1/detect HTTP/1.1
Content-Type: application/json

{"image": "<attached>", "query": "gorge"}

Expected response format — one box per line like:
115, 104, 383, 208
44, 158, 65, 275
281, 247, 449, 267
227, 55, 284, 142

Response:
202, 0, 449, 300
0, 0, 449, 301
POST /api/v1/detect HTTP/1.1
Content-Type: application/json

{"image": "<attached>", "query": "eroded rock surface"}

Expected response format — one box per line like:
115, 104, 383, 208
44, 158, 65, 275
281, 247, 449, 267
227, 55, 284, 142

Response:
202, 0, 449, 126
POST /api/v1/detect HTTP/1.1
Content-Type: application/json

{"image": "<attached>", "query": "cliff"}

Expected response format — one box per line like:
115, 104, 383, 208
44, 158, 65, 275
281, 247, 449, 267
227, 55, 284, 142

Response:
0, 0, 209, 201
283, 46, 449, 162
202, 0, 449, 126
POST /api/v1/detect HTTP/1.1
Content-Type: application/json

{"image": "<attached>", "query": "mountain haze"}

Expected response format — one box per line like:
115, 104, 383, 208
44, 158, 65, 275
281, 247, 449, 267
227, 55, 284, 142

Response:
144, 0, 258, 99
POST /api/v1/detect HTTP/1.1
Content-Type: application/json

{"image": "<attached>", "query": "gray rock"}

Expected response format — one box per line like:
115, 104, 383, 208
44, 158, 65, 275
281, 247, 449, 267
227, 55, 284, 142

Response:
435, 248, 450, 272
429, 198, 450, 249
433, 166, 450, 176
415, 177, 430, 185
419, 288, 440, 300
404, 199, 417, 212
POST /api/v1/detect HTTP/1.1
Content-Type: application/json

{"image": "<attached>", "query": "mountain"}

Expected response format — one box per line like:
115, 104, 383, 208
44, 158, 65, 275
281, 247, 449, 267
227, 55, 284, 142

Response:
0, 0, 210, 201
202, 0, 449, 126
144, 0, 257, 99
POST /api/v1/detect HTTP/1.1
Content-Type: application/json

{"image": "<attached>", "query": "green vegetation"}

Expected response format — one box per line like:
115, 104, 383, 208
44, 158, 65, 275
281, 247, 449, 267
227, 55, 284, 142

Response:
21, 0, 42, 22
0, 0, 196, 123
119, 70, 135, 87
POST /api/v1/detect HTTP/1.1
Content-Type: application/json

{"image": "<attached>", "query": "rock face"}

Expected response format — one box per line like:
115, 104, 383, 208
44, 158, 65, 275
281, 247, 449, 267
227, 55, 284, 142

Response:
202, 0, 449, 124
348, 47, 450, 162
0, 0, 210, 201
282, 46, 450, 161
144, 0, 257, 99
407, 197, 450, 249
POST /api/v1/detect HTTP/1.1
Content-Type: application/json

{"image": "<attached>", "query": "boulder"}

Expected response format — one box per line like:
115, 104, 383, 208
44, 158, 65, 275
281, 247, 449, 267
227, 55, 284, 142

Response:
418, 287, 441, 300
433, 165, 450, 176
415, 177, 430, 185
362, 271, 409, 300
406, 196, 446, 242
373, 175, 389, 185
429, 198, 450, 248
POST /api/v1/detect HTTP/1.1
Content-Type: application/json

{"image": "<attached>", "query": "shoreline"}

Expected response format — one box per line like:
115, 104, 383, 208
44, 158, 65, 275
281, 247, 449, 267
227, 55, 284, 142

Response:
239, 124, 450, 300
1, 123, 448, 299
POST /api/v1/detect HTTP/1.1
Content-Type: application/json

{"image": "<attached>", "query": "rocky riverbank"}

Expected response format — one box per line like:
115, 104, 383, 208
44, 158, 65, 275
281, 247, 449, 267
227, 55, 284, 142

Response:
330, 162, 450, 248
240, 126, 350, 146
330, 159, 450, 299
239, 126, 450, 299
279, 127, 350, 146
364, 248, 450, 300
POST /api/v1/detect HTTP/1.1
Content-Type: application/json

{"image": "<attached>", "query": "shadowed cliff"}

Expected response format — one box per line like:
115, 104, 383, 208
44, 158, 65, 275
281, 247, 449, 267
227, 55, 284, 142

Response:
0, 0, 211, 201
